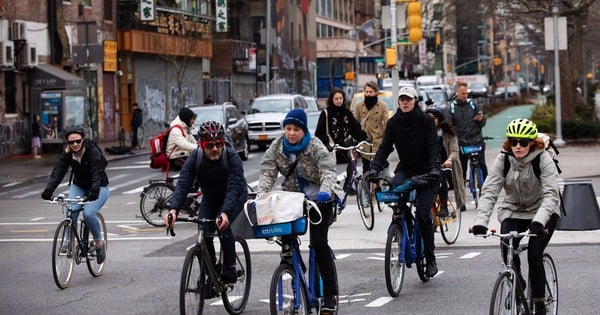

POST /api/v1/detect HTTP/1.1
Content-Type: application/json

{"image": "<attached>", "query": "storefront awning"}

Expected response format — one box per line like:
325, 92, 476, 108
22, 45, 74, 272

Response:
32, 64, 85, 90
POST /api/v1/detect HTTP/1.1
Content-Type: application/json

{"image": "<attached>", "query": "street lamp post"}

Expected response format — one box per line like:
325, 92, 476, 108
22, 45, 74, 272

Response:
552, 1, 565, 146
503, 20, 508, 101
582, 24, 587, 102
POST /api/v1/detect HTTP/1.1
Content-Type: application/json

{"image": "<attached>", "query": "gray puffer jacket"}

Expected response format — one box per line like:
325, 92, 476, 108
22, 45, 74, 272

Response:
473, 148, 561, 227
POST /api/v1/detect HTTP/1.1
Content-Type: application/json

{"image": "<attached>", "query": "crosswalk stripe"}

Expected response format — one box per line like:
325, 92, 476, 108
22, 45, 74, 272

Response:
108, 174, 159, 192
365, 297, 394, 307
460, 252, 481, 259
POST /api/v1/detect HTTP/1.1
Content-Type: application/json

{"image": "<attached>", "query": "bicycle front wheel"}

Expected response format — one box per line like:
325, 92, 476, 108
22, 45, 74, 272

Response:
270, 263, 308, 315
440, 198, 461, 245
140, 182, 174, 227
385, 223, 405, 297
223, 235, 252, 315
473, 165, 483, 208
543, 253, 558, 315
489, 272, 513, 315
356, 178, 374, 230
180, 246, 206, 315
52, 220, 75, 289
86, 213, 107, 277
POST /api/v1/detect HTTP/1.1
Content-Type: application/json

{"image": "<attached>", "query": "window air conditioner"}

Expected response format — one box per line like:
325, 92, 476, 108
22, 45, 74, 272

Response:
9, 21, 27, 41
19, 43, 38, 68
0, 41, 14, 68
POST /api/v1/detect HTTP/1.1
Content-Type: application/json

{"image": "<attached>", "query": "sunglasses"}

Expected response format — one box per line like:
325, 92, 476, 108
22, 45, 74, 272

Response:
205, 142, 224, 150
67, 139, 83, 145
509, 138, 531, 147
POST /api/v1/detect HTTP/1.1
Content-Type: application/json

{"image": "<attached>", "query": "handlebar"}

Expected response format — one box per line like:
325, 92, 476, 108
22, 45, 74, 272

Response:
366, 174, 434, 192
44, 194, 89, 205
166, 213, 219, 237
332, 141, 374, 156
469, 228, 537, 239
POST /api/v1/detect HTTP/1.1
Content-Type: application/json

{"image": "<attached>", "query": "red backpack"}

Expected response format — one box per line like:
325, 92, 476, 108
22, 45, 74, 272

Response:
149, 125, 184, 171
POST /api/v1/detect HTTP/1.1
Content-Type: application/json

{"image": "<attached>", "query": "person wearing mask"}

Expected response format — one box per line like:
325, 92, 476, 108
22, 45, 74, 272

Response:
353, 81, 389, 173
166, 107, 198, 171
472, 119, 560, 315
447, 81, 487, 209
365, 86, 441, 277
425, 105, 466, 216
315, 87, 369, 193
41, 125, 109, 264
131, 103, 143, 149
258, 109, 339, 313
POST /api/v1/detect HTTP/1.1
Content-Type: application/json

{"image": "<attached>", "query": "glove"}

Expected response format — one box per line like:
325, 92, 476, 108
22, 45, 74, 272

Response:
364, 169, 380, 182
316, 191, 331, 203
41, 189, 53, 200
471, 225, 488, 235
529, 221, 545, 237
86, 189, 100, 201
409, 175, 428, 188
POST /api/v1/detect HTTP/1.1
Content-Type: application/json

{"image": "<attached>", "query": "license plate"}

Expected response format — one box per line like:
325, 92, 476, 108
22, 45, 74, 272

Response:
258, 134, 268, 140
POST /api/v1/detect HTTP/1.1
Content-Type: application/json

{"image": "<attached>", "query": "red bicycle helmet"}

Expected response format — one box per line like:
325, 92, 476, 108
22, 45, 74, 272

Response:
198, 120, 225, 141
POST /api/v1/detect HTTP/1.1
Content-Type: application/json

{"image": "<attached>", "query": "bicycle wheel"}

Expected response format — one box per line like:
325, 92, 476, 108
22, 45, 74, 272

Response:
137, 126, 145, 149
223, 235, 252, 315
140, 182, 174, 227
52, 220, 75, 289
543, 254, 558, 315
415, 235, 429, 283
180, 246, 207, 315
489, 272, 513, 315
371, 182, 384, 213
355, 178, 374, 230
472, 165, 483, 208
440, 198, 461, 245
86, 213, 107, 277
384, 223, 405, 297
270, 263, 309, 315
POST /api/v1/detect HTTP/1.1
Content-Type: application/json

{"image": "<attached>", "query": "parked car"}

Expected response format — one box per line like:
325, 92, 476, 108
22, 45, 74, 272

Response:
494, 85, 521, 101
468, 82, 489, 98
246, 94, 315, 150
420, 87, 449, 110
189, 103, 250, 161
303, 96, 321, 111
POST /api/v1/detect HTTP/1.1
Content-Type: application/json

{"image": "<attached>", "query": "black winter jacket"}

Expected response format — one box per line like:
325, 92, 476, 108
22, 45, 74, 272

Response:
169, 147, 247, 221
315, 105, 368, 151
44, 139, 109, 194
131, 108, 143, 129
448, 99, 486, 146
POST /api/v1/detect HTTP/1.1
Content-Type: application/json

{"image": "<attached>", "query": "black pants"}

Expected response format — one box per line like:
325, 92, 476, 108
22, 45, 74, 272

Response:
500, 214, 559, 300
459, 142, 488, 182
199, 201, 236, 268
132, 127, 139, 148
309, 201, 337, 297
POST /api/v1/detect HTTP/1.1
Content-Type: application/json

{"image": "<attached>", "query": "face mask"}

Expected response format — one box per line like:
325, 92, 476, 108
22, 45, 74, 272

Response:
364, 95, 378, 107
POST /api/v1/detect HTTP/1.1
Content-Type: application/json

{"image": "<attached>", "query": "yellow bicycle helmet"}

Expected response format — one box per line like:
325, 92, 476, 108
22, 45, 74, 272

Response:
505, 118, 538, 139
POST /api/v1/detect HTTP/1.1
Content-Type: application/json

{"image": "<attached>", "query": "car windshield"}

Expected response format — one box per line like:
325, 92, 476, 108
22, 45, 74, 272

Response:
352, 96, 394, 111
248, 99, 291, 114
424, 90, 446, 104
470, 83, 485, 89
192, 109, 222, 125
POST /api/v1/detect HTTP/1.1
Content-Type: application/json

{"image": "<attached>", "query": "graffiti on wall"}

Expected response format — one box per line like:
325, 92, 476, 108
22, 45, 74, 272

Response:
0, 120, 31, 159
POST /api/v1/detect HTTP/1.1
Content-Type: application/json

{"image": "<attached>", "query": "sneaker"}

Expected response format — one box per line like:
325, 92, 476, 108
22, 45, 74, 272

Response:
460, 206, 467, 212
220, 266, 237, 284
437, 204, 449, 217
96, 242, 106, 264
534, 302, 547, 315
320, 295, 337, 314
425, 260, 438, 277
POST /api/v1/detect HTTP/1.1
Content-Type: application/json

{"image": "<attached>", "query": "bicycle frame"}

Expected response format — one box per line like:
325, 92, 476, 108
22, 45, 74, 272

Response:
462, 145, 484, 200
334, 141, 370, 209
396, 205, 422, 268
277, 238, 321, 311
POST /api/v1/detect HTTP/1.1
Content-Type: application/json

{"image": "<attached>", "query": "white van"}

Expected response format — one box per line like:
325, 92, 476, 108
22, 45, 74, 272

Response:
416, 75, 442, 88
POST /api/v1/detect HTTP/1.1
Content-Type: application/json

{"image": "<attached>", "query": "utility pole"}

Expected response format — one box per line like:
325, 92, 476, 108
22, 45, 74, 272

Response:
390, 0, 399, 103
503, 20, 508, 101
266, 0, 271, 95
552, 1, 565, 146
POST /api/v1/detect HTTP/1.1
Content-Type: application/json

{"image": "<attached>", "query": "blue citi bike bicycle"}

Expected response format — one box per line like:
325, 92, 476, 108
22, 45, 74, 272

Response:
370, 174, 435, 297
460, 136, 493, 209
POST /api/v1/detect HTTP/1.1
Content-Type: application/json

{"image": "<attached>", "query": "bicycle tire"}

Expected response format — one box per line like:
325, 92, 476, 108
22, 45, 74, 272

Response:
543, 253, 559, 315
86, 213, 107, 277
355, 178, 374, 230
270, 263, 309, 315
52, 220, 75, 289
472, 165, 484, 209
180, 246, 206, 315
489, 272, 514, 315
372, 183, 384, 213
384, 223, 405, 297
140, 182, 174, 227
440, 198, 461, 245
223, 235, 252, 315
415, 235, 429, 282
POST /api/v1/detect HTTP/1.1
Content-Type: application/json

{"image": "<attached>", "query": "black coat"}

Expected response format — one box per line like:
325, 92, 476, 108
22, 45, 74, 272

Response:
131, 108, 143, 129
315, 105, 368, 151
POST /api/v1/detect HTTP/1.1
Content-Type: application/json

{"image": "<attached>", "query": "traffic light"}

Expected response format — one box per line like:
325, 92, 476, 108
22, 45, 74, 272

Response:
407, 2, 422, 43
540, 65, 545, 74
385, 48, 397, 67
515, 64, 521, 72
494, 57, 502, 66
344, 72, 355, 81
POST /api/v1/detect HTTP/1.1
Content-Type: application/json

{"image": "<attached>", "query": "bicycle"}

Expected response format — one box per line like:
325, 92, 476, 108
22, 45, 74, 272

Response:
137, 125, 145, 149
332, 140, 375, 230
473, 229, 558, 315
370, 175, 433, 297
460, 136, 493, 208
168, 214, 252, 315
139, 174, 200, 227
431, 168, 461, 245
45, 194, 108, 289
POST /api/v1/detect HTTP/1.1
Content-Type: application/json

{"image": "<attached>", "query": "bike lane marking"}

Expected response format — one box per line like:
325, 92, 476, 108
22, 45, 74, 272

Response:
365, 296, 394, 307
459, 252, 481, 259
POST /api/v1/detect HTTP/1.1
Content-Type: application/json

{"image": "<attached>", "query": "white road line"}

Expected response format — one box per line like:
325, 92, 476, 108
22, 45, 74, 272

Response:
122, 186, 144, 195
365, 296, 394, 307
30, 217, 45, 221
366, 256, 384, 261
0, 236, 173, 242
460, 252, 481, 259
12, 182, 69, 199
109, 174, 158, 192
335, 254, 351, 260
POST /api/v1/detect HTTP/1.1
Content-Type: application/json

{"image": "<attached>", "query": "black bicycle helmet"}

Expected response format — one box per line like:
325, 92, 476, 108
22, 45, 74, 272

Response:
425, 105, 445, 123
198, 120, 225, 141
63, 125, 85, 139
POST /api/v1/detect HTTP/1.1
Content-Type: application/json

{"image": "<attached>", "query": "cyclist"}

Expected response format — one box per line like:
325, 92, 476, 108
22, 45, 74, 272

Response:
471, 118, 560, 315
447, 81, 487, 210
353, 81, 389, 173
258, 109, 339, 313
425, 105, 466, 216
365, 86, 441, 277
41, 125, 109, 264
165, 121, 247, 286
315, 87, 369, 193
166, 107, 198, 171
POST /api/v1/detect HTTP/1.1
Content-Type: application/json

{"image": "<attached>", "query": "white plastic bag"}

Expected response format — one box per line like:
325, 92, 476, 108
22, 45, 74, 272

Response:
245, 191, 306, 225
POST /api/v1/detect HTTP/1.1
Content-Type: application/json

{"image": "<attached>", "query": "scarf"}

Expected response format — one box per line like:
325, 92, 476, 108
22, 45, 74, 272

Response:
364, 95, 378, 110
282, 132, 312, 158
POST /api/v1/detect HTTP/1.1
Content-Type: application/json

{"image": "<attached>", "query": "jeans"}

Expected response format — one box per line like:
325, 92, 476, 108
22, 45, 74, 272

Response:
69, 184, 110, 241
199, 201, 236, 268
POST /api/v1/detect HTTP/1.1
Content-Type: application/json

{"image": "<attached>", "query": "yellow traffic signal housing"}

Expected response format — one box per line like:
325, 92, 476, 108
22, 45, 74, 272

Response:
494, 58, 502, 66
515, 64, 521, 71
540, 65, 545, 74
344, 72, 356, 81
435, 33, 441, 46
407, 2, 422, 43
385, 48, 397, 67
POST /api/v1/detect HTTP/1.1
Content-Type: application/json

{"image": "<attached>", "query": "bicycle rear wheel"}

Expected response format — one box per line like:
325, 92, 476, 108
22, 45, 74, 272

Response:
223, 235, 252, 315
180, 246, 207, 315
52, 220, 75, 289
355, 178, 374, 230
543, 253, 558, 315
440, 198, 461, 245
85, 213, 107, 277
489, 272, 513, 315
270, 263, 308, 315
415, 234, 430, 282
384, 223, 405, 297
140, 182, 174, 227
